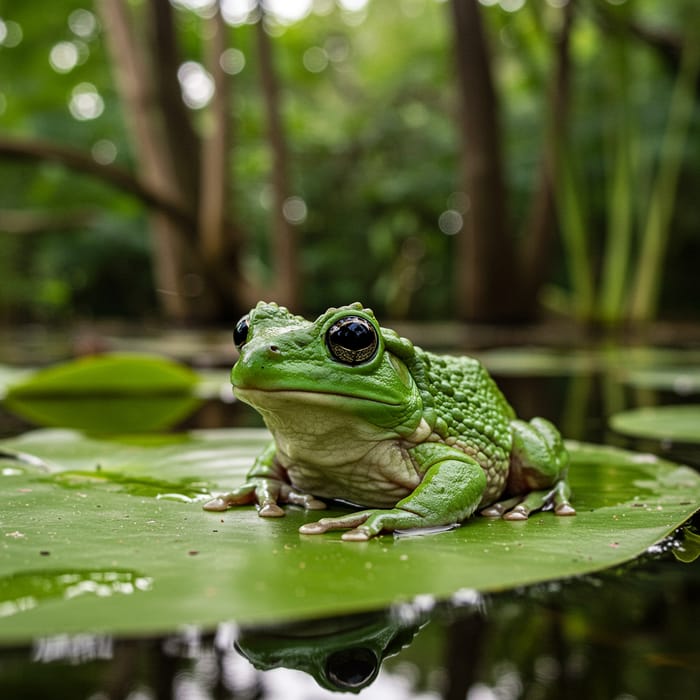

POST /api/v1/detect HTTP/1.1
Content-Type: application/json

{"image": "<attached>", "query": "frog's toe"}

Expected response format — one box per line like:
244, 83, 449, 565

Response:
203, 496, 229, 512
305, 498, 327, 510
299, 512, 372, 536
341, 527, 371, 542
298, 521, 326, 534
480, 496, 522, 518
259, 502, 285, 517
285, 492, 327, 511
502, 505, 529, 521
555, 502, 576, 516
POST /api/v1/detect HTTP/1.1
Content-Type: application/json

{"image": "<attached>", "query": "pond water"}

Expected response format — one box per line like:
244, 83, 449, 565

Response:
0, 335, 698, 699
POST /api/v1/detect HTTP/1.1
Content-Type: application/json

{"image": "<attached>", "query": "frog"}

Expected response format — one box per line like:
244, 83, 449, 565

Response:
204, 302, 575, 541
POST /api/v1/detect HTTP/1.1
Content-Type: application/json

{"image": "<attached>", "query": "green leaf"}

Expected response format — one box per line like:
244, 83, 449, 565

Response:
2, 355, 207, 433
610, 405, 700, 443
5, 354, 199, 397
0, 429, 698, 645
3, 395, 202, 434
622, 367, 700, 395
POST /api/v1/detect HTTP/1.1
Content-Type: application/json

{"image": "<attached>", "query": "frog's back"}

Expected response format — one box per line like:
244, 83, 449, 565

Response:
410, 348, 515, 503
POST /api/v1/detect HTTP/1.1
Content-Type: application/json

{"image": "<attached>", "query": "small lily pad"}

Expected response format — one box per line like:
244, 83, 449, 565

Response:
5, 354, 199, 397
3, 396, 202, 434
609, 405, 700, 443
0, 429, 697, 645
2, 355, 213, 433
622, 367, 700, 395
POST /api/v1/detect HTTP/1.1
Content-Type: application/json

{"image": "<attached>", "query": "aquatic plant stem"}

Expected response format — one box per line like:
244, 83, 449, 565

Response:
629, 27, 700, 321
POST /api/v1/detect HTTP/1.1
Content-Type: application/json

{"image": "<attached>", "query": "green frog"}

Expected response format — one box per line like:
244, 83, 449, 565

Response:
204, 302, 575, 540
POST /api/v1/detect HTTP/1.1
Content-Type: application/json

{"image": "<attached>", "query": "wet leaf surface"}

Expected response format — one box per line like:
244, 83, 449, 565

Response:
0, 428, 698, 645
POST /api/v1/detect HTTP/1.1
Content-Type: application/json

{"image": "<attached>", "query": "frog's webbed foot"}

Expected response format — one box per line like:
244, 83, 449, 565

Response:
299, 508, 437, 542
481, 480, 576, 521
203, 479, 326, 517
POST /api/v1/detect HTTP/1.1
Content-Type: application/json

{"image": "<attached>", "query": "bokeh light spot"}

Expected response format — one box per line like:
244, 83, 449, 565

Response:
220, 48, 246, 75
177, 61, 215, 109
438, 210, 463, 236
68, 9, 98, 39
92, 139, 118, 165
282, 196, 308, 225
50, 42, 79, 73
303, 46, 328, 73
69, 83, 104, 121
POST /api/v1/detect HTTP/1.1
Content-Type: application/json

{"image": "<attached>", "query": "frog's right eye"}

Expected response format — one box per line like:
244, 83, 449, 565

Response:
233, 315, 250, 349
326, 316, 378, 366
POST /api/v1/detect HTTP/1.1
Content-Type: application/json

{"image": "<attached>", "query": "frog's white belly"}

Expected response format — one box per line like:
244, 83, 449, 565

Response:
281, 439, 420, 508
237, 388, 422, 508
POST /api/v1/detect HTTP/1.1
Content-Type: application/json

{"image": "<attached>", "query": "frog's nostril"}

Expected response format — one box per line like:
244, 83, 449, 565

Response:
269, 345, 280, 354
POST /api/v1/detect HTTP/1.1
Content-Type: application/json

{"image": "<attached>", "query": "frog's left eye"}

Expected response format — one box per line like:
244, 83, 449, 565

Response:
233, 315, 250, 350
326, 316, 378, 365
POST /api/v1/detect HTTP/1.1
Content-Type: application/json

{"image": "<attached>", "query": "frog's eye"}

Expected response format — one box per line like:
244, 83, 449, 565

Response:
325, 647, 378, 690
326, 316, 378, 365
233, 315, 250, 350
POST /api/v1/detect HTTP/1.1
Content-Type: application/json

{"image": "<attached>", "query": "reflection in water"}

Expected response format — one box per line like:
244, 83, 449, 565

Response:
236, 603, 432, 693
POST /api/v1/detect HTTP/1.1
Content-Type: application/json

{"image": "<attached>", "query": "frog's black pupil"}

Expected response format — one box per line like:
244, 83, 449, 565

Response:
233, 316, 250, 349
325, 647, 378, 690
326, 316, 378, 365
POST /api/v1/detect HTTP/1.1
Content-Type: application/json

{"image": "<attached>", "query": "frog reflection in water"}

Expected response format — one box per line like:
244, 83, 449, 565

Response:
236, 607, 428, 693
204, 302, 575, 540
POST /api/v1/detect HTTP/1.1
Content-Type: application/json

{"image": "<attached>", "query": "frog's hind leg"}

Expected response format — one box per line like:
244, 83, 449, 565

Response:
482, 480, 574, 520
482, 417, 576, 520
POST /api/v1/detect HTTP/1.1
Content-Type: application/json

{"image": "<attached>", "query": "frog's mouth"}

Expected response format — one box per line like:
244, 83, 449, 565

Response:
233, 386, 403, 408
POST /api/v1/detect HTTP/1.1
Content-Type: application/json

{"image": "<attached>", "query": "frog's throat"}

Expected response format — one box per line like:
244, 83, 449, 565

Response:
233, 387, 404, 408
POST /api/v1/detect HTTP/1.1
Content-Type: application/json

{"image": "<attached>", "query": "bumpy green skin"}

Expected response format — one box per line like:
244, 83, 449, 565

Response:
204, 302, 574, 540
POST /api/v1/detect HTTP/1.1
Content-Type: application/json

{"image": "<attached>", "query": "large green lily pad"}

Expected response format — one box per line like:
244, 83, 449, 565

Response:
0, 428, 698, 646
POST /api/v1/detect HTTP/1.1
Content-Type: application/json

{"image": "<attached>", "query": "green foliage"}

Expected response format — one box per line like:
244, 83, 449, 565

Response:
0, 427, 697, 644
0, 0, 698, 321
540, 2, 700, 323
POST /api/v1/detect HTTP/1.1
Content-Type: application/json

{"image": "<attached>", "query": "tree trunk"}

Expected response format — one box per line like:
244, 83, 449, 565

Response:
148, 0, 202, 212
199, 5, 233, 267
255, 9, 300, 310
98, 0, 249, 322
449, 0, 520, 321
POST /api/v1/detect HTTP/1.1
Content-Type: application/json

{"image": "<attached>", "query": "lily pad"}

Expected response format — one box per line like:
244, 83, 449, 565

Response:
0, 428, 698, 646
622, 367, 700, 395
5, 354, 199, 397
610, 404, 700, 443
3, 396, 202, 434
1, 355, 229, 433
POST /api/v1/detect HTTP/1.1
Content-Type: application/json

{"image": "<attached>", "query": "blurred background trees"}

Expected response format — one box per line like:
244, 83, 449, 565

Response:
0, 0, 697, 326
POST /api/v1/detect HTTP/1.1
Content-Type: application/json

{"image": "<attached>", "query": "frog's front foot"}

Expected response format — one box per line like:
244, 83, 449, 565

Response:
299, 508, 431, 542
481, 480, 576, 520
203, 479, 326, 517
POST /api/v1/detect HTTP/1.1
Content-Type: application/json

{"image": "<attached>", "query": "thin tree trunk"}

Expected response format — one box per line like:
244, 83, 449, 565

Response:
148, 0, 201, 211
520, 1, 575, 305
449, 0, 520, 321
98, 0, 229, 320
98, 0, 192, 319
199, 5, 231, 265
255, 9, 299, 310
